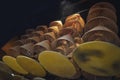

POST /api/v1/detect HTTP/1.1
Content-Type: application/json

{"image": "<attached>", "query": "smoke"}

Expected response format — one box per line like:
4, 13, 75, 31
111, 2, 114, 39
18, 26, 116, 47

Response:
60, 0, 75, 21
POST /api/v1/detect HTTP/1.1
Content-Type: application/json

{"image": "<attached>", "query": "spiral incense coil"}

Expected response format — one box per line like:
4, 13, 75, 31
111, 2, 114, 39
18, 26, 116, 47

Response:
82, 26, 120, 46
7, 46, 20, 57
65, 13, 85, 29
87, 8, 117, 22
25, 28, 35, 34
14, 40, 25, 46
89, 2, 116, 12
25, 36, 40, 44
64, 20, 84, 33
48, 26, 60, 38
82, 71, 113, 80
34, 40, 51, 54
31, 31, 44, 37
36, 25, 48, 33
52, 34, 74, 49
84, 16, 118, 33
49, 20, 63, 30
19, 43, 34, 57
65, 14, 80, 22
59, 27, 79, 37
20, 34, 31, 40
54, 46, 67, 55
40, 32, 56, 42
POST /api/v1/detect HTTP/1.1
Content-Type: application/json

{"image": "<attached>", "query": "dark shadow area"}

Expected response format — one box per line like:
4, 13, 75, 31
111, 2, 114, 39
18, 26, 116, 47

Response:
0, 0, 120, 48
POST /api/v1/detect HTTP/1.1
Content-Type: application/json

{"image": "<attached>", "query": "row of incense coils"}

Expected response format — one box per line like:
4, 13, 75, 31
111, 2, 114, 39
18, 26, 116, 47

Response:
7, 14, 84, 60
4, 2, 120, 80
81, 2, 120, 80
82, 2, 120, 47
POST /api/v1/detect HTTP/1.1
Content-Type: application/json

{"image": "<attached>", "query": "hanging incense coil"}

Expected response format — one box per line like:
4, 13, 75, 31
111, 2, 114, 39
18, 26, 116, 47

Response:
19, 43, 34, 57
52, 34, 74, 49
36, 25, 48, 33
48, 26, 60, 38
25, 28, 35, 34
52, 34, 75, 55
65, 14, 80, 22
49, 20, 63, 30
7, 46, 20, 57
40, 32, 56, 42
31, 31, 44, 37
64, 20, 84, 33
84, 16, 118, 33
89, 2, 116, 12
14, 40, 25, 46
65, 13, 85, 29
59, 27, 79, 37
87, 8, 117, 22
25, 36, 40, 44
34, 40, 51, 56
82, 26, 120, 46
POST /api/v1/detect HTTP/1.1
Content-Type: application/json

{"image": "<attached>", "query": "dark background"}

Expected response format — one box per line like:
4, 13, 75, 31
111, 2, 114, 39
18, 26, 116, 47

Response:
0, 0, 120, 48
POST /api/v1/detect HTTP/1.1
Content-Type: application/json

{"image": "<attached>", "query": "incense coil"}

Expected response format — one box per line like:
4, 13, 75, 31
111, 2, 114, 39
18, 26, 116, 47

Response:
84, 16, 118, 33
82, 26, 120, 46
34, 40, 51, 55
36, 25, 48, 33
52, 34, 74, 48
19, 43, 34, 57
87, 8, 117, 22
52, 34, 75, 53
48, 26, 60, 38
89, 2, 116, 12
25, 36, 40, 44
64, 19, 84, 33
65, 13, 85, 29
7, 46, 20, 57
59, 27, 79, 37
65, 14, 80, 22
54, 46, 67, 55
40, 32, 56, 42
49, 20, 63, 30
14, 40, 25, 46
